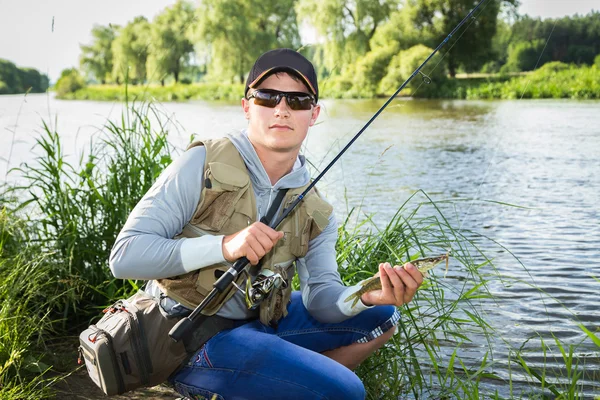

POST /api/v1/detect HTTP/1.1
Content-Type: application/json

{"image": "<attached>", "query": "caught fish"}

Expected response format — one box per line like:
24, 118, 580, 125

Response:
344, 253, 449, 307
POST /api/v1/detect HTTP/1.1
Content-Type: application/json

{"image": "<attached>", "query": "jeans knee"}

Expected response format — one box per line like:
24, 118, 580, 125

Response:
376, 305, 396, 321
323, 370, 365, 400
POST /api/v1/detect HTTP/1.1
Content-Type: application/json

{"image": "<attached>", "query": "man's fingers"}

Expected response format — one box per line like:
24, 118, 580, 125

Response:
252, 229, 277, 253
255, 222, 285, 242
386, 265, 405, 304
246, 235, 268, 259
404, 262, 424, 285
245, 247, 259, 265
379, 263, 392, 289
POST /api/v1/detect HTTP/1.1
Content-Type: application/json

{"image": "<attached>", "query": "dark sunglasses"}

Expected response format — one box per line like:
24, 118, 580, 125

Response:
247, 89, 316, 111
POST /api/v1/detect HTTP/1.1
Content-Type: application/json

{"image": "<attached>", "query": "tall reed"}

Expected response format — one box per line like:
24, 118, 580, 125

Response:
7, 101, 175, 328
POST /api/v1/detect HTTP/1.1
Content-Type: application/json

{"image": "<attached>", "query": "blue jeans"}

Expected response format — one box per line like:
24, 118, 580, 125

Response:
170, 292, 398, 400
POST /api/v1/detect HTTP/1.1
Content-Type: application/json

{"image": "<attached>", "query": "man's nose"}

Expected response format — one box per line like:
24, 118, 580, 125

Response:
273, 97, 291, 117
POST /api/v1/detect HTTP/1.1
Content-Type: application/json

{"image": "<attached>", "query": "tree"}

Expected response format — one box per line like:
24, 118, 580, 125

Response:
296, 0, 400, 75
146, 0, 195, 85
18, 68, 49, 92
0, 59, 22, 93
0, 60, 48, 93
80, 24, 118, 84
508, 12, 600, 66
411, 0, 518, 76
111, 17, 151, 84
55, 68, 86, 96
191, 0, 300, 84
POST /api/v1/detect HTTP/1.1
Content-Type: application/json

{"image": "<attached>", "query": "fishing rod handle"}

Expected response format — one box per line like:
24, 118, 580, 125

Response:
169, 256, 250, 342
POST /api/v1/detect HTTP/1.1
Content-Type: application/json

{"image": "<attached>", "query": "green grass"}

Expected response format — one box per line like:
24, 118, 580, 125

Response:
58, 82, 244, 102
1, 101, 598, 398
460, 63, 600, 100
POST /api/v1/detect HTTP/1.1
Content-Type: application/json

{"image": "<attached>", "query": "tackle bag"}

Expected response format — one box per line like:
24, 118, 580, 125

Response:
78, 290, 235, 396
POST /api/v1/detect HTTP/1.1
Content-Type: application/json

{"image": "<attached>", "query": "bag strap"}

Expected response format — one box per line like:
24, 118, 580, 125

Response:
260, 188, 289, 226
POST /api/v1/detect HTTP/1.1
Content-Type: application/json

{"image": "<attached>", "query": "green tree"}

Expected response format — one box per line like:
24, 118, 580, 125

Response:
111, 17, 151, 84
508, 12, 600, 66
412, 0, 518, 77
296, 0, 400, 75
55, 68, 86, 96
501, 39, 551, 72
379, 44, 447, 95
146, 1, 195, 85
0, 59, 22, 93
18, 68, 49, 92
80, 24, 118, 84
191, 0, 300, 84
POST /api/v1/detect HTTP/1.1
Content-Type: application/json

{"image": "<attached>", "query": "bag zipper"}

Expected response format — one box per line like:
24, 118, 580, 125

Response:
120, 308, 150, 386
125, 305, 154, 378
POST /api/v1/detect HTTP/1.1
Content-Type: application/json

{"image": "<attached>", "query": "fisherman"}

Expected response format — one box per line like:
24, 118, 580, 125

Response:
109, 48, 425, 400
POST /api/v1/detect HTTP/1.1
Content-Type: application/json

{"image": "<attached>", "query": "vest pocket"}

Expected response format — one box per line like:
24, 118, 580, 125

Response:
192, 162, 250, 232
194, 189, 240, 231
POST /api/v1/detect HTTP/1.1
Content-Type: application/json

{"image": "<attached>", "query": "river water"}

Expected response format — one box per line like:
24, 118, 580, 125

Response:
1, 94, 599, 398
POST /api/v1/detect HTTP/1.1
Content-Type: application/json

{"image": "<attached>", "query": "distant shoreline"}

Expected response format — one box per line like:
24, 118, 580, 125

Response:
4, 63, 597, 102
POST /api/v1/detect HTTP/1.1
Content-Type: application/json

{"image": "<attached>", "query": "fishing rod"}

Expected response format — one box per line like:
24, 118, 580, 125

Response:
169, 0, 490, 342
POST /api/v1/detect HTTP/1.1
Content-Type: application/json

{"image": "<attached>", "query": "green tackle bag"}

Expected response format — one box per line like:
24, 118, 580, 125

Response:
77, 290, 189, 395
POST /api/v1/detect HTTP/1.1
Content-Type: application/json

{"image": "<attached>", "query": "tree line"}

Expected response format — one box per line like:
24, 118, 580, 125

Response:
62, 0, 600, 96
0, 59, 49, 95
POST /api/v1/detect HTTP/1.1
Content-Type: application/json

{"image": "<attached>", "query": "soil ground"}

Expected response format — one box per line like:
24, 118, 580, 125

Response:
48, 338, 182, 400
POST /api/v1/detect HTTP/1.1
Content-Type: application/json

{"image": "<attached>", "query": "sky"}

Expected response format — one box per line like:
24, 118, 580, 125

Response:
0, 0, 598, 82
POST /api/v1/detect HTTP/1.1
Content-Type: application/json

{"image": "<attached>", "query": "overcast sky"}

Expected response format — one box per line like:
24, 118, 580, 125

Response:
0, 0, 598, 82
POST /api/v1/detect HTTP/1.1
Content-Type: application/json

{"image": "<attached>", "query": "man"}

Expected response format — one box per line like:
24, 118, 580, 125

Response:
110, 48, 424, 400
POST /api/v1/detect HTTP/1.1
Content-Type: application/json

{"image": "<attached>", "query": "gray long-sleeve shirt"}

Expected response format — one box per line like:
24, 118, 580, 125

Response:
109, 130, 370, 323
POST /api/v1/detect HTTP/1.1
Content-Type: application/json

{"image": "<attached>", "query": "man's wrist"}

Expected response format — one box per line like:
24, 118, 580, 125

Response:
360, 294, 373, 307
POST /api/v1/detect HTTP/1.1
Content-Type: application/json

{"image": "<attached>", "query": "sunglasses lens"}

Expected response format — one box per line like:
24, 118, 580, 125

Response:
250, 90, 314, 110
252, 91, 279, 108
287, 94, 313, 111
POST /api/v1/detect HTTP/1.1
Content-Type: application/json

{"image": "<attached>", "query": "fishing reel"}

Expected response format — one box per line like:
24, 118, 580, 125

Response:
239, 269, 288, 309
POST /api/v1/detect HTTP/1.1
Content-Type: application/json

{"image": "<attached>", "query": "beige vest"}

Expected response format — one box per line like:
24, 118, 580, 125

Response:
156, 137, 333, 326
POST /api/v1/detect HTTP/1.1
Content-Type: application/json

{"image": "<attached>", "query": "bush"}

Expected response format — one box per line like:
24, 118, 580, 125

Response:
538, 61, 570, 73
379, 44, 447, 97
595, 54, 600, 68
54, 68, 86, 96
481, 61, 501, 74
351, 45, 398, 97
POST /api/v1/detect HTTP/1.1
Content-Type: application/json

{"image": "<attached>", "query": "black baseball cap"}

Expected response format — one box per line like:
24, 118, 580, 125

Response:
245, 48, 319, 102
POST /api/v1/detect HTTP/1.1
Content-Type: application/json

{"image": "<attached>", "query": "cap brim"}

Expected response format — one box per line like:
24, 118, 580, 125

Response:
248, 67, 317, 97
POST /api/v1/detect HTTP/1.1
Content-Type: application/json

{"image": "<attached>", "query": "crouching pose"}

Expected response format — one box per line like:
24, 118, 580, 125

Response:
110, 48, 424, 400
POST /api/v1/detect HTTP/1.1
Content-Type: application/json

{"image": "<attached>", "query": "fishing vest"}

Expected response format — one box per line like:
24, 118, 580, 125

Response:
156, 137, 333, 326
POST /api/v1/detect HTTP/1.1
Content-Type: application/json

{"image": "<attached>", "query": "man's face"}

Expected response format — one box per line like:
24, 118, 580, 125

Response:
242, 72, 320, 155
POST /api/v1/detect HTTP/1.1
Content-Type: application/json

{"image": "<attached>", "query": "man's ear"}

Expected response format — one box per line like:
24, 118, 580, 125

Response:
309, 104, 321, 127
242, 98, 250, 119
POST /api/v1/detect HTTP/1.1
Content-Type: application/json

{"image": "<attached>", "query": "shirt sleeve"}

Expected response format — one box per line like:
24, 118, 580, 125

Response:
109, 146, 226, 280
296, 212, 373, 324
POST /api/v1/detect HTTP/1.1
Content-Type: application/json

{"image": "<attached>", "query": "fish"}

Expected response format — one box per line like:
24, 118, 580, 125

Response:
344, 253, 449, 307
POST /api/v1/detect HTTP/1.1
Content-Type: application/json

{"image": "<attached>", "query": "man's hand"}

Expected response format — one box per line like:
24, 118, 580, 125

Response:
360, 262, 424, 307
222, 222, 284, 265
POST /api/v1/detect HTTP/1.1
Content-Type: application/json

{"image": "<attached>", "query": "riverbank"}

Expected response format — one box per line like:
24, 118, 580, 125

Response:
56, 63, 599, 102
